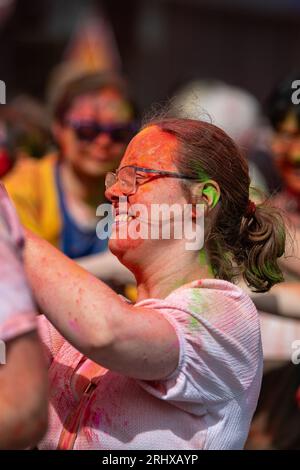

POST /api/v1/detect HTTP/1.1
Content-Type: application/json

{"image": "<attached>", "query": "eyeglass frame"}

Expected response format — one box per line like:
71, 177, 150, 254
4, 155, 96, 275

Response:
105, 165, 200, 195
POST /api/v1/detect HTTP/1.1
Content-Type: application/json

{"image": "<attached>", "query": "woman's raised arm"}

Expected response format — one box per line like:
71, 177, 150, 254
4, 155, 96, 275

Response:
24, 229, 179, 381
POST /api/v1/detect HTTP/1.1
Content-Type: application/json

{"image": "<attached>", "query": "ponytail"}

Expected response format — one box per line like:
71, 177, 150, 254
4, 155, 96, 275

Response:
207, 201, 285, 293
238, 203, 285, 292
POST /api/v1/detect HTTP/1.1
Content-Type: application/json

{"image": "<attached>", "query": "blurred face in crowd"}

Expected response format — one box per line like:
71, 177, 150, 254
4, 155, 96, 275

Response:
55, 87, 134, 178
272, 112, 300, 194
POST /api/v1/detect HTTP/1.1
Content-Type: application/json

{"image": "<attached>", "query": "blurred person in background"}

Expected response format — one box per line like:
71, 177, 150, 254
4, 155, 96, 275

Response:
4, 71, 136, 286
259, 75, 300, 279
169, 79, 281, 196
267, 75, 300, 225
0, 183, 48, 449
0, 95, 53, 178
245, 74, 300, 450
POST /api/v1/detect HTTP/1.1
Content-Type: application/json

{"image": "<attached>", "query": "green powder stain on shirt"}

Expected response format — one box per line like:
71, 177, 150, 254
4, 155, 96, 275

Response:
189, 315, 200, 331
187, 287, 210, 331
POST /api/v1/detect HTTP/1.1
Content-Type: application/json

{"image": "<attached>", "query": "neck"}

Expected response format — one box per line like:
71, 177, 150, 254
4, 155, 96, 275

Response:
60, 160, 106, 207
131, 244, 213, 302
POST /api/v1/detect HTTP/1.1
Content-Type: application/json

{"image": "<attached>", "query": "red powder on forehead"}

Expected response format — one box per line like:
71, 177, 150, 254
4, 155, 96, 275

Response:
123, 125, 179, 170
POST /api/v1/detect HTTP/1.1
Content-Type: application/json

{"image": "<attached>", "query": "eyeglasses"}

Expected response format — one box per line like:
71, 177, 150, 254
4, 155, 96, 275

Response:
65, 120, 138, 143
105, 165, 199, 195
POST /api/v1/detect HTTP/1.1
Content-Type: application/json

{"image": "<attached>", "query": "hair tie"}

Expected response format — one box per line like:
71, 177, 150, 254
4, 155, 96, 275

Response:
245, 200, 256, 218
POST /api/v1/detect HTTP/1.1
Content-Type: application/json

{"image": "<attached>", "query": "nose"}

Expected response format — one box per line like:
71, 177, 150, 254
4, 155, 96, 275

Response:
105, 180, 123, 202
94, 132, 113, 147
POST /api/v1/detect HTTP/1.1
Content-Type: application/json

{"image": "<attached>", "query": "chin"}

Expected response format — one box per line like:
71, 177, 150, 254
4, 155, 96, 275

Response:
109, 237, 126, 257
109, 235, 144, 267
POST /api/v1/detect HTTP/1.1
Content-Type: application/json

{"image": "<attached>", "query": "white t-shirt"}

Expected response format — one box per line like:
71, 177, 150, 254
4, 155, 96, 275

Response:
37, 278, 263, 450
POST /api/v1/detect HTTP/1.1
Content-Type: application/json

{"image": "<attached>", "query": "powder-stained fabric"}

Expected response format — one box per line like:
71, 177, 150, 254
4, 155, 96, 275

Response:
37, 279, 263, 450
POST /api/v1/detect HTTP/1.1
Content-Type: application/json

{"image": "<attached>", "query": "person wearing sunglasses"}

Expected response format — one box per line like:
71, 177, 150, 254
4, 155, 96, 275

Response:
21, 118, 285, 449
4, 71, 136, 284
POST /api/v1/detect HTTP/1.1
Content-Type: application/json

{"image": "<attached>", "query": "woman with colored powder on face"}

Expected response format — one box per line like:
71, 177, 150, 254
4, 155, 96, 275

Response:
22, 118, 285, 450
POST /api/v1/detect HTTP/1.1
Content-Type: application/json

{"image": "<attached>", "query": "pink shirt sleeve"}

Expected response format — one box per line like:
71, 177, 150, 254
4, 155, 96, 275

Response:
0, 183, 37, 342
136, 280, 263, 410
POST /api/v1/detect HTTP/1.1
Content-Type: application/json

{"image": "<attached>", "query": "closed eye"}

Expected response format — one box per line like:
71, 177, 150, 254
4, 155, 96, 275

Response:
136, 173, 161, 184
135, 172, 153, 180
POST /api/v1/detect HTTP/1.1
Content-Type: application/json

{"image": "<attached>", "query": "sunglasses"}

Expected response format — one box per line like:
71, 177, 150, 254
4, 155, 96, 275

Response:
66, 120, 138, 143
105, 165, 199, 196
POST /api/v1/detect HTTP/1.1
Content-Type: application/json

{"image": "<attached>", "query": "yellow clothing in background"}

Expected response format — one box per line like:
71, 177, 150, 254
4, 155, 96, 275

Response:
5, 154, 138, 301
4, 154, 61, 247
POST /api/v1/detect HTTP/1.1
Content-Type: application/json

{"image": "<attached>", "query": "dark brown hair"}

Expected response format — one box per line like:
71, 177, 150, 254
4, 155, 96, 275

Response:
143, 118, 285, 292
52, 71, 136, 125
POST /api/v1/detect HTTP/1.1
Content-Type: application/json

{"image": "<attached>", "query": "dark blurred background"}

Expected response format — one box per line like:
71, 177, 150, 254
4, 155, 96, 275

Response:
1, 0, 300, 110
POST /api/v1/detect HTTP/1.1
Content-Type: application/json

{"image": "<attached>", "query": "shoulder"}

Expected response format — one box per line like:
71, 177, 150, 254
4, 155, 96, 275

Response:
169, 279, 261, 354
138, 279, 262, 398
136, 279, 259, 332
138, 280, 263, 405
166, 279, 258, 323
4, 154, 57, 191
3, 157, 42, 209
5, 156, 40, 180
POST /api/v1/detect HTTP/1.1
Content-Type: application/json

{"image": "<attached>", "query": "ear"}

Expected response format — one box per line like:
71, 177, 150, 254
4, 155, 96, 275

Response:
201, 180, 221, 209
191, 180, 221, 211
